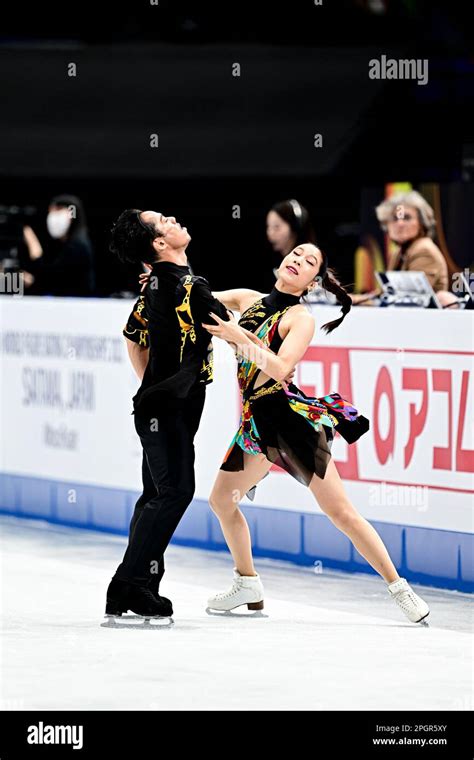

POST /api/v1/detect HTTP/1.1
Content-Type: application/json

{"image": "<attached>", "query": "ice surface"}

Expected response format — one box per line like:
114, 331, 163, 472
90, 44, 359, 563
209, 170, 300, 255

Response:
0, 516, 472, 711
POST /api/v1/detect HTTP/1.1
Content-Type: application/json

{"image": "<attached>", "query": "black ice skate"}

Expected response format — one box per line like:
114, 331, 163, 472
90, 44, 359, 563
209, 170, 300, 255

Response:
103, 578, 174, 628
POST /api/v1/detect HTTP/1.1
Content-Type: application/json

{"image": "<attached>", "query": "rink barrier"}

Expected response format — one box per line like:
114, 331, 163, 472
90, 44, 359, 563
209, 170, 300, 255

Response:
0, 472, 472, 593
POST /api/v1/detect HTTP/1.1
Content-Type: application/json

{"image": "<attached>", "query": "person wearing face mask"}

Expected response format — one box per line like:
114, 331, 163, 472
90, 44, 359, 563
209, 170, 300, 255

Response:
22, 194, 95, 296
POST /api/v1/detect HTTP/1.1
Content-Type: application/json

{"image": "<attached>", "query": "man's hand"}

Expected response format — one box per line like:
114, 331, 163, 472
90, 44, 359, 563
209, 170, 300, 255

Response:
138, 263, 152, 292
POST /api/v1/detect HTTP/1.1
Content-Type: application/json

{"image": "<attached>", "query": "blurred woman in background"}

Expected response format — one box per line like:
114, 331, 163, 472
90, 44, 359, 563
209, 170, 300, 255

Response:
375, 190, 456, 307
265, 199, 317, 291
266, 198, 317, 258
22, 194, 95, 296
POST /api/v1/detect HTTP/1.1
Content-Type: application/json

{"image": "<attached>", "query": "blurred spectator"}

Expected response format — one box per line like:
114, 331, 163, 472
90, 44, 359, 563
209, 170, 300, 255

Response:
375, 190, 453, 300
265, 199, 317, 289
266, 199, 316, 258
22, 194, 95, 296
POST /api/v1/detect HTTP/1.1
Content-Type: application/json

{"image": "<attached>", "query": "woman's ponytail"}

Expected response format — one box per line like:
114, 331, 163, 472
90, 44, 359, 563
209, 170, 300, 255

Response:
320, 267, 352, 333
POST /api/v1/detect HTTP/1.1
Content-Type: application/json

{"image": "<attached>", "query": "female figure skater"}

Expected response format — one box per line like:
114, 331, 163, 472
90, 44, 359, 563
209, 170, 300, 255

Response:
202, 243, 430, 624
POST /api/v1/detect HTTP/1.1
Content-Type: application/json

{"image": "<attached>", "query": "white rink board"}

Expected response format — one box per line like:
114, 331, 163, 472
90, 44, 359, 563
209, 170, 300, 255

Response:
0, 296, 473, 537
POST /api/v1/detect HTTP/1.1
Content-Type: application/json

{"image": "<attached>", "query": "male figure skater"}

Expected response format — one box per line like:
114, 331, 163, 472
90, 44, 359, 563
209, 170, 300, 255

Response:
105, 209, 230, 619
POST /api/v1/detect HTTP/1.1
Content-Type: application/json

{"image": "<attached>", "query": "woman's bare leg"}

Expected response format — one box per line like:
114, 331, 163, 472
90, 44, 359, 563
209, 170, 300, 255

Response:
309, 459, 399, 583
209, 453, 272, 577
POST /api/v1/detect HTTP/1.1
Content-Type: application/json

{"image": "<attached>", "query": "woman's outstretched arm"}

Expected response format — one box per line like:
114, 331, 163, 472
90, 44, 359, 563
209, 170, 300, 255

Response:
203, 309, 315, 383
211, 288, 262, 311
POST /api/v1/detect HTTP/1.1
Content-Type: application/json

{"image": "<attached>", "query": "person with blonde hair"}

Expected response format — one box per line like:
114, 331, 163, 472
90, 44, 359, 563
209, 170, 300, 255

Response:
376, 190, 453, 303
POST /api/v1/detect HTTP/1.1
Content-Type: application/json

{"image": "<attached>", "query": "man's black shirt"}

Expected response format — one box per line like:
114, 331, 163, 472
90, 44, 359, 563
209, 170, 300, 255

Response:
124, 260, 229, 410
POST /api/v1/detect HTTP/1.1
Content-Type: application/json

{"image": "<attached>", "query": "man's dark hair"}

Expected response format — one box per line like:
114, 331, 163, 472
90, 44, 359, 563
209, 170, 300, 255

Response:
109, 208, 163, 264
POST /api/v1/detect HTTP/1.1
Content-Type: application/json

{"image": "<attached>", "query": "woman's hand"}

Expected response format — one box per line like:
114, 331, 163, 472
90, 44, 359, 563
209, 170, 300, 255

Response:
138, 263, 152, 292
204, 312, 301, 388
202, 311, 246, 344
23, 226, 43, 260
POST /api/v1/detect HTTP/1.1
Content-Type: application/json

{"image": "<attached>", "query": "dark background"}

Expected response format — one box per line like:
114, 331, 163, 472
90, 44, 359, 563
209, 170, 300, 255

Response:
1, 0, 472, 294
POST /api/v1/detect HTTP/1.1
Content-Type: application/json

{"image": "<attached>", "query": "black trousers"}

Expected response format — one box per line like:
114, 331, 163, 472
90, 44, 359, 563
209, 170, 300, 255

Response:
114, 387, 206, 587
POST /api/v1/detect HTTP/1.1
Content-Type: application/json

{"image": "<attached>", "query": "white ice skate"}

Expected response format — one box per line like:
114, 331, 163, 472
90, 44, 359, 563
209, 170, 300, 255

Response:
207, 569, 264, 612
387, 577, 430, 624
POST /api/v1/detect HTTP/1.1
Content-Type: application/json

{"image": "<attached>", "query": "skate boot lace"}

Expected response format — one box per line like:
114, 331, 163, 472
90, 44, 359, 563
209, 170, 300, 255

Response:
215, 576, 245, 600
140, 587, 162, 608
395, 587, 419, 610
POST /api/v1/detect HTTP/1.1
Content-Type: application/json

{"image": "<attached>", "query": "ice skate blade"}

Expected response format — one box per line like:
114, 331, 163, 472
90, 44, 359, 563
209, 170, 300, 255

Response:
205, 606, 268, 618
101, 614, 174, 629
